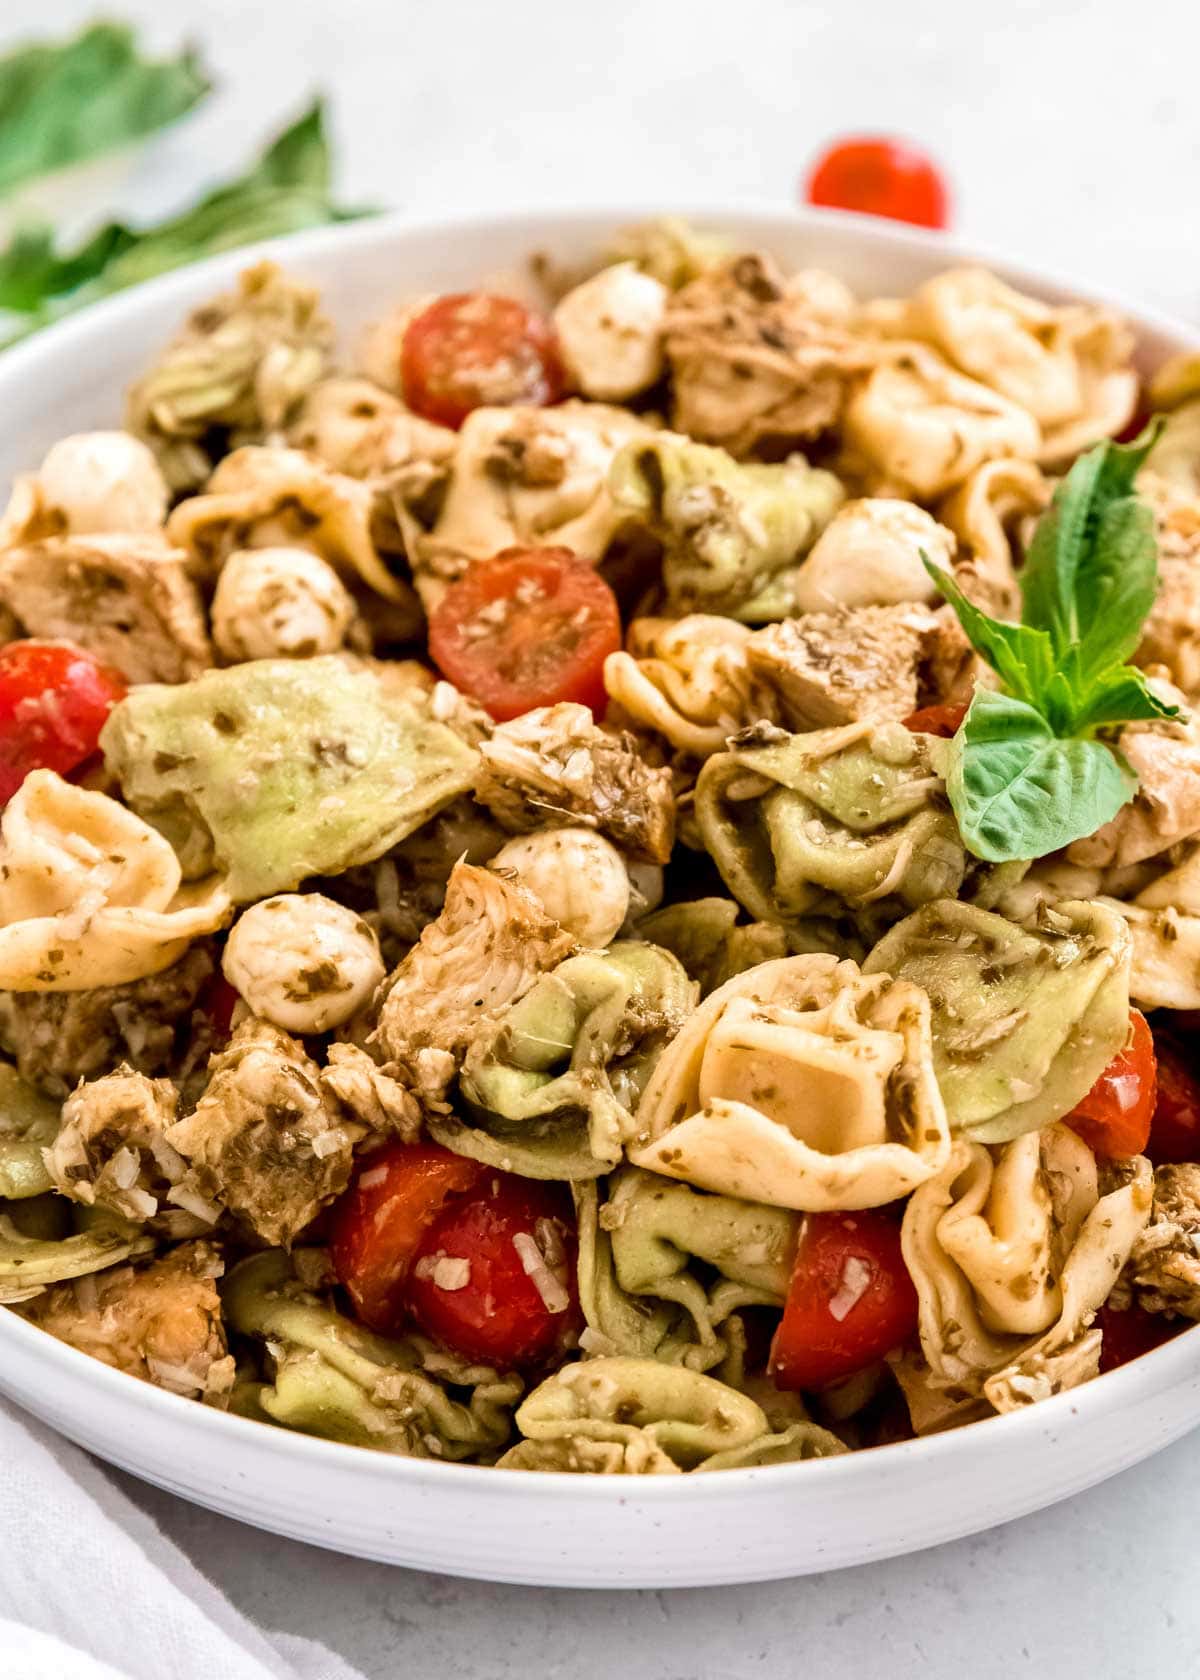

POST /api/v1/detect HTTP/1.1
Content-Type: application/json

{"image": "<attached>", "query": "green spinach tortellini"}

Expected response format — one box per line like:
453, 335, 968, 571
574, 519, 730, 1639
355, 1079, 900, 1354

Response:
500, 1355, 845, 1473
0, 1064, 59, 1200
223, 1251, 522, 1459
433, 941, 696, 1177
864, 898, 1132, 1143
609, 432, 844, 620
695, 720, 970, 933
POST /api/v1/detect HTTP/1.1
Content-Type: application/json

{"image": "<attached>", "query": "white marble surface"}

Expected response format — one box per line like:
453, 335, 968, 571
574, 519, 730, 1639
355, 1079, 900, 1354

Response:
6, 0, 1200, 1672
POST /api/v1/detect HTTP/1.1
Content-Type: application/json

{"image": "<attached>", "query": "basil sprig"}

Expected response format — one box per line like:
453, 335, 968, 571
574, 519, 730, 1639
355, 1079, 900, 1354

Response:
924, 428, 1183, 863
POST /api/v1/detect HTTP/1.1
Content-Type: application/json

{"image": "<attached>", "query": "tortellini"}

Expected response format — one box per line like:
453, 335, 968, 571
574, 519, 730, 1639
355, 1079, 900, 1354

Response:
0, 772, 229, 992
695, 720, 967, 931
0, 1064, 59, 1200
865, 898, 1132, 1143
604, 616, 774, 759
636, 897, 788, 996
901, 268, 1137, 461
435, 942, 696, 1176
101, 657, 479, 902
223, 1251, 522, 1459
896, 1132, 1153, 1425
166, 445, 415, 609
395, 401, 651, 601
609, 432, 844, 620
286, 376, 457, 479
126, 261, 334, 493
844, 342, 1041, 499
937, 457, 1049, 619
629, 953, 951, 1212
0, 1217, 154, 1306
500, 1356, 844, 1473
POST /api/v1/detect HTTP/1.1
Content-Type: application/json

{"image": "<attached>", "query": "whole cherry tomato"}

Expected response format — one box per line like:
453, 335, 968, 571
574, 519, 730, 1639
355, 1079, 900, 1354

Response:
1147, 1033, 1200, 1165
0, 640, 126, 804
330, 1142, 485, 1334
406, 1174, 579, 1368
903, 701, 968, 738
804, 136, 950, 229
401, 292, 563, 428
1097, 1301, 1181, 1373
768, 1209, 917, 1391
1065, 1010, 1156, 1160
427, 546, 621, 721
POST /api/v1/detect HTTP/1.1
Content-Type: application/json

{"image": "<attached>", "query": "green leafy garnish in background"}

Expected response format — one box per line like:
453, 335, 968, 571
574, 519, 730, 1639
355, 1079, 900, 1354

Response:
0, 21, 208, 196
0, 24, 371, 346
925, 427, 1182, 863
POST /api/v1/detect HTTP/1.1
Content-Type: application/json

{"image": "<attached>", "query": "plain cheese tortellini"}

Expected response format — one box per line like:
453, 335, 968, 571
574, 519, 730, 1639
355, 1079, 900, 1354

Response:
897, 1131, 1153, 1426
844, 341, 1041, 500
628, 953, 950, 1212
0, 771, 229, 992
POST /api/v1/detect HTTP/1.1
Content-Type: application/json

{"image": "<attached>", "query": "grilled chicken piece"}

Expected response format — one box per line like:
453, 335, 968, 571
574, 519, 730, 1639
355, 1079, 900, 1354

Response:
1128, 1163, 1200, 1320
44, 1067, 184, 1225
166, 1019, 364, 1247
664, 252, 868, 456
0, 944, 215, 1100
0, 534, 211, 684
477, 703, 676, 864
744, 603, 941, 729
373, 861, 576, 1106
22, 1241, 234, 1401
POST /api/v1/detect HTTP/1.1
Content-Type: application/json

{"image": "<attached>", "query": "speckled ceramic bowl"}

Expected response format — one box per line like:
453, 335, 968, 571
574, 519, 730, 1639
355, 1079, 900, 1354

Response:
1, 207, 1197, 1586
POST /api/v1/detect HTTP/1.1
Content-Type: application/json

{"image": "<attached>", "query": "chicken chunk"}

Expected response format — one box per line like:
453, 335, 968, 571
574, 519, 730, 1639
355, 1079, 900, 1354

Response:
44, 1067, 186, 1225
22, 1241, 235, 1401
1067, 695, 1200, 869
663, 252, 869, 456
0, 944, 215, 1100
1128, 1163, 1200, 1320
320, 1042, 423, 1140
0, 533, 212, 684
477, 703, 676, 864
373, 861, 577, 1106
165, 1019, 364, 1247
743, 603, 942, 729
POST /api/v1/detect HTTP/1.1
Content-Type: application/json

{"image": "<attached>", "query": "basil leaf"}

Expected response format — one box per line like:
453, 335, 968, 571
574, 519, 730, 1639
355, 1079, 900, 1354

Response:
1020, 430, 1161, 661
1069, 667, 1184, 734
0, 102, 372, 345
946, 688, 1136, 862
922, 558, 1054, 706
0, 23, 209, 197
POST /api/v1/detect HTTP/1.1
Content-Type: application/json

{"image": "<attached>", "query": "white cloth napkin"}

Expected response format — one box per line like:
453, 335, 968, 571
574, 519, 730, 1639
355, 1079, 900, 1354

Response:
0, 1399, 366, 1680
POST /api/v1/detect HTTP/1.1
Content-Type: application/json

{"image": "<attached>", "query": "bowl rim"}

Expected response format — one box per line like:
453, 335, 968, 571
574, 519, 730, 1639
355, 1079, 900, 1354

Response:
3, 199, 1199, 1499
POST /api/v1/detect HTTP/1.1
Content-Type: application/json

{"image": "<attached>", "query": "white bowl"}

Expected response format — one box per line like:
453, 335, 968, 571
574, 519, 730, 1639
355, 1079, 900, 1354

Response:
1, 206, 1198, 1588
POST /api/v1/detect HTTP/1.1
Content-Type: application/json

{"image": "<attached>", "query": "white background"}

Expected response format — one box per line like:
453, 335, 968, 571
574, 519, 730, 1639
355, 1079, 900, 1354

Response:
5, 0, 1200, 1673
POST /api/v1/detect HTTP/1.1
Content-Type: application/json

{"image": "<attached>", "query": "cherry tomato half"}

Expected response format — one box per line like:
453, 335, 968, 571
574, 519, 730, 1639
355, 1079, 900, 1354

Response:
0, 640, 126, 805
903, 701, 968, 738
401, 292, 563, 428
768, 1209, 917, 1391
1147, 1033, 1200, 1165
427, 546, 621, 721
330, 1142, 485, 1334
1065, 1010, 1156, 1160
804, 136, 950, 230
1097, 1301, 1181, 1373
407, 1174, 580, 1368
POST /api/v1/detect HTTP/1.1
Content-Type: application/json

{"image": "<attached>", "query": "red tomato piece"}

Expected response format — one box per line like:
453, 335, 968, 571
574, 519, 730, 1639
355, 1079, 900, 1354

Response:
0, 640, 126, 804
427, 546, 621, 721
401, 292, 563, 428
1097, 1301, 1181, 1373
407, 1173, 580, 1368
902, 701, 968, 738
768, 1209, 917, 1391
1148, 1033, 1200, 1165
1065, 1010, 1156, 1160
804, 136, 950, 229
329, 1142, 485, 1334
